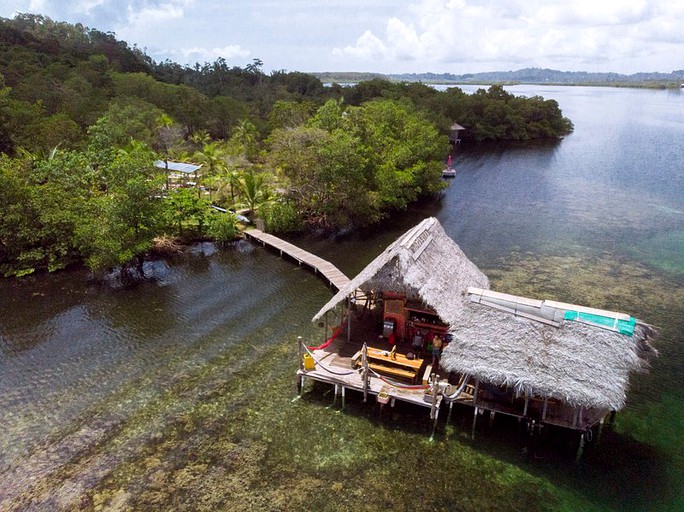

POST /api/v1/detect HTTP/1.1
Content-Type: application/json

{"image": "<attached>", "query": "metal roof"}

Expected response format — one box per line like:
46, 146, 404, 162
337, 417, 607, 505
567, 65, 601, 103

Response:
154, 160, 203, 174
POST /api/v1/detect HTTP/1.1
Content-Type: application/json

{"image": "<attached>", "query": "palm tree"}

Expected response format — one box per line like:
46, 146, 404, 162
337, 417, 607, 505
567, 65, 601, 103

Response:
236, 170, 267, 216
193, 140, 229, 198
230, 119, 258, 160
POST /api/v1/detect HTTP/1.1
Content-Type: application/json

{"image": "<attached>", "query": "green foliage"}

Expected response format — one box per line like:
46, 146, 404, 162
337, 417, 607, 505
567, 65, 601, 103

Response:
87, 97, 164, 153
235, 171, 268, 215
207, 211, 239, 244
0, 14, 578, 276
267, 100, 315, 131
260, 200, 304, 234
75, 143, 164, 273
164, 188, 211, 238
0, 151, 91, 276
270, 98, 446, 230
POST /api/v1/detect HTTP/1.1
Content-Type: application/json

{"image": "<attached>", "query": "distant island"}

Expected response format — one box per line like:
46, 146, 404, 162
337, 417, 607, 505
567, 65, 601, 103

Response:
313, 68, 684, 89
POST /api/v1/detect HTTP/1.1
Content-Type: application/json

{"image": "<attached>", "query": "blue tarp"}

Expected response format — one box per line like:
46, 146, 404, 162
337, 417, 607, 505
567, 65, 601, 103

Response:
564, 310, 636, 336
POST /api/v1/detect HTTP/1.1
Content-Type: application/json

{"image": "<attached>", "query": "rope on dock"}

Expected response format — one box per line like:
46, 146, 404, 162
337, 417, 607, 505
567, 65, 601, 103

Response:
303, 345, 358, 376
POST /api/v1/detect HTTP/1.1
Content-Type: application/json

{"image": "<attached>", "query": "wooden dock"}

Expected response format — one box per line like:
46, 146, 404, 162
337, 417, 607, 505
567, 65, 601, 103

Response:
243, 229, 350, 290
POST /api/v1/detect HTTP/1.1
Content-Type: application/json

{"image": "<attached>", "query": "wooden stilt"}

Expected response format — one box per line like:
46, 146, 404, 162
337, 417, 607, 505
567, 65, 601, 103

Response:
576, 433, 585, 462
472, 407, 479, 439
430, 373, 439, 420
362, 343, 369, 403
429, 374, 440, 438
447, 401, 454, 424
297, 336, 303, 371
596, 416, 605, 443
489, 410, 496, 427
341, 386, 346, 409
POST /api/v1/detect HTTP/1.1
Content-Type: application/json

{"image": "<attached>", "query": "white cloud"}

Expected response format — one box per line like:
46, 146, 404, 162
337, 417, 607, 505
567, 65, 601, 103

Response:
334, 30, 388, 60
75, 0, 105, 15
335, 0, 684, 72
115, 1, 194, 42
173, 44, 250, 64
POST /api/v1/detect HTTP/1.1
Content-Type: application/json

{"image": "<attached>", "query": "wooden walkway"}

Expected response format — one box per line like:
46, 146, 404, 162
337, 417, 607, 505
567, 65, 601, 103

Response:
243, 229, 350, 290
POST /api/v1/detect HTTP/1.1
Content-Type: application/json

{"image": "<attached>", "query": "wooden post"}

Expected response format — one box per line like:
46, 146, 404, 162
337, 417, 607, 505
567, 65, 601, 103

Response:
362, 343, 369, 403
341, 386, 346, 409
347, 299, 352, 342
447, 401, 454, 425
542, 397, 548, 420
297, 336, 303, 371
472, 407, 479, 439
596, 416, 605, 443
297, 336, 304, 396
430, 373, 439, 438
430, 374, 439, 419
576, 433, 585, 462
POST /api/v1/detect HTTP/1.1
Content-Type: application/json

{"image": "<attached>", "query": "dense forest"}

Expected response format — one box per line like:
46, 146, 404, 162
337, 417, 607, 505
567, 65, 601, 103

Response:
0, 14, 573, 278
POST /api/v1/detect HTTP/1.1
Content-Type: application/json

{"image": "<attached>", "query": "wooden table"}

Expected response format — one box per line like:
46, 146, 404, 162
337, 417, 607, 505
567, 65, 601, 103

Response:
359, 347, 424, 382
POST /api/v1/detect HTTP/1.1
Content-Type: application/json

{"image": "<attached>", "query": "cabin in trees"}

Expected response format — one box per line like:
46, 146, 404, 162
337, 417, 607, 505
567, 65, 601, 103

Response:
154, 160, 203, 190
449, 122, 465, 145
300, 218, 658, 438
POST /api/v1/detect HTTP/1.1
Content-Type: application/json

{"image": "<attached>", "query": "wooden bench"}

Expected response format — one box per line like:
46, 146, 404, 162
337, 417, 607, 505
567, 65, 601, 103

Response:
368, 362, 417, 381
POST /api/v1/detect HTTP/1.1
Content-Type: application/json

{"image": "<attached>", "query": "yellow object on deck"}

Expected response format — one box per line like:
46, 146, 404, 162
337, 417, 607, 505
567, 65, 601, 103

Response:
303, 354, 316, 371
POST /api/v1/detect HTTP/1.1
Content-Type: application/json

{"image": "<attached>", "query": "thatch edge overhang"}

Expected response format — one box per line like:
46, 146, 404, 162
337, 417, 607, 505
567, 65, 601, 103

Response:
312, 218, 489, 322
440, 299, 659, 411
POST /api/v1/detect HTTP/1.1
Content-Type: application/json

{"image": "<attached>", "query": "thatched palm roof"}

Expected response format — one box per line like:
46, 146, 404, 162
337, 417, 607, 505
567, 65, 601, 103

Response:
441, 290, 658, 410
312, 217, 489, 322
313, 217, 658, 412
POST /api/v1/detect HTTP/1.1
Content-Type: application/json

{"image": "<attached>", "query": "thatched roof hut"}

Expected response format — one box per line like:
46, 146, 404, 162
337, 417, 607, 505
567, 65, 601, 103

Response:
313, 217, 489, 323
442, 288, 658, 411
313, 217, 658, 415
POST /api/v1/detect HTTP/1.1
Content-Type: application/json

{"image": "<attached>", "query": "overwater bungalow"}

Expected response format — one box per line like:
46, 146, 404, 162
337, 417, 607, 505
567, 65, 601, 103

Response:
298, 217, 658, 439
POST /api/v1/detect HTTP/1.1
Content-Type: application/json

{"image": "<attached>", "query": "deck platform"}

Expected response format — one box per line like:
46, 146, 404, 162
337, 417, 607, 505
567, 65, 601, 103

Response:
244, 229, 350, 290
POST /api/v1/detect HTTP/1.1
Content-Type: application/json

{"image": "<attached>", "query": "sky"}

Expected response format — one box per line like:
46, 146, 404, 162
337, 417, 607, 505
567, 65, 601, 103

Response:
1, 0, 683, 75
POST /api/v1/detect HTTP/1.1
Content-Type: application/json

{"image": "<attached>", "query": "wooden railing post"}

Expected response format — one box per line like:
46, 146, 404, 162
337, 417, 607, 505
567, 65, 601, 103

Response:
297, 336, 303, 371
430, 373, 439, 420
362, 342, 369, 403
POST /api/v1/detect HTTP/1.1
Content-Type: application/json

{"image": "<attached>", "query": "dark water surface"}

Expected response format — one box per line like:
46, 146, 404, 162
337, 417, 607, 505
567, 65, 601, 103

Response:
1, 87, 682, 511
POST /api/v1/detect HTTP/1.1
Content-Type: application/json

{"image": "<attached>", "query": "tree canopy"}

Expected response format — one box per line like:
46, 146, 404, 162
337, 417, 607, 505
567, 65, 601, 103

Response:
0, 14, 574, 278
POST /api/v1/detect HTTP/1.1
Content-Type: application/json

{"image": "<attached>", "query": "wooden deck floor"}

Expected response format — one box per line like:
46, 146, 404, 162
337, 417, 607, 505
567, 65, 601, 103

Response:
243, 229, 350, 290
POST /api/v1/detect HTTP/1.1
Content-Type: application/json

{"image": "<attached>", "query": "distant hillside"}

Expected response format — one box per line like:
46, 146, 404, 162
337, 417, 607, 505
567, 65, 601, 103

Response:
316, 68, 684, 88
310, 72, 389, 83
391, 68, 684, 87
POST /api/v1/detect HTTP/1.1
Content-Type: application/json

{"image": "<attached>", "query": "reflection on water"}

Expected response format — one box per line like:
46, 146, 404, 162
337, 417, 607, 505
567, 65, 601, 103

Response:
0, 86, 682, 511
